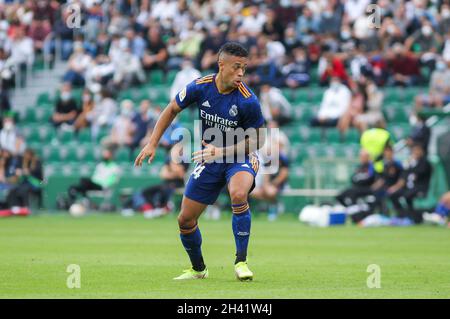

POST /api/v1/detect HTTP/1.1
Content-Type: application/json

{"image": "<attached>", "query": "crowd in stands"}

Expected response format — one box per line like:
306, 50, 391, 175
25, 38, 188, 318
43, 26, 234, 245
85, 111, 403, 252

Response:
0, 0, 448, 223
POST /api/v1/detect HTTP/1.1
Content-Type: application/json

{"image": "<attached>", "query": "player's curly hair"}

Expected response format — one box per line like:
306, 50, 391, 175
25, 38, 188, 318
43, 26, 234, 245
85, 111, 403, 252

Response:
218, 42, 249, 58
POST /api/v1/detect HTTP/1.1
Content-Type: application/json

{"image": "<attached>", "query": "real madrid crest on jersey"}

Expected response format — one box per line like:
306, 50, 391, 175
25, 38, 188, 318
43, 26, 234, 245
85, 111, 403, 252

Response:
229, 104, 238, 117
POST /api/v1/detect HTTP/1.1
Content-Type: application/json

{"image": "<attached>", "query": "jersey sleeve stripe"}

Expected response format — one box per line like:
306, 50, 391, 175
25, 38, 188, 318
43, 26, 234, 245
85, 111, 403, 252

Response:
195, 79, 213, 84
238, 83, 252, 98
238, 86, 251, 98
195, 75, 214, 82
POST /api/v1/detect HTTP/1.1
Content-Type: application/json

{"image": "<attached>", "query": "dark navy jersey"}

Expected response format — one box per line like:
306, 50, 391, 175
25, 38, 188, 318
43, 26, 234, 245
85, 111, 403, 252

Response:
381, 159, 403, 186
175, 74, 265, 148
351, 162, 375, 187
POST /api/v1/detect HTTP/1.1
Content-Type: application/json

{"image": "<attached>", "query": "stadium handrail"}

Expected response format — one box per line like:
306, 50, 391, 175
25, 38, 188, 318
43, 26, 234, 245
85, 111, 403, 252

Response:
394, 104, 450, 153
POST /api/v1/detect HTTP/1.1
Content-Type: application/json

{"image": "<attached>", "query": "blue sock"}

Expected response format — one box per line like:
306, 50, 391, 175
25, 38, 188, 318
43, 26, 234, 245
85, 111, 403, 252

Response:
180, 225, 205, 271
232, 202, 251, 264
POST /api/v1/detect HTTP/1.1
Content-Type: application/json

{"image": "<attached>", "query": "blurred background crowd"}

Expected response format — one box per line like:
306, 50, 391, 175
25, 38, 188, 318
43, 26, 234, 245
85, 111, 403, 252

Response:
0, 0, 449, 226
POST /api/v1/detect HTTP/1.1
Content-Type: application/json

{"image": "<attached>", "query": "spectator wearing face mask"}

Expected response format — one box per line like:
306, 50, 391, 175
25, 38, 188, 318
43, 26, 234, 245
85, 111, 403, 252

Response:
101, 99, 136, 150
0, 114, 26, 155
112, 40, 146, 89
85, 89, 118, 140
51, 82, 78, 130
9, 26, 34, 88
170, 59, 202, 100
282, 47, 310, 88
259, 83, 292, 126
310, 76, 351, 127
414, 59, 450, 112
74, 89, 95, 133
405, 19, 441, 79
63, 42, 92, 87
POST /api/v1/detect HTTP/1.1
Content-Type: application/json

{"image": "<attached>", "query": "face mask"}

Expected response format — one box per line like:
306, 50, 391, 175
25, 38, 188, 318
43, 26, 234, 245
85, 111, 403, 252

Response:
3, 121, 14, 130
121, 109, 132, 117
387, 25, 396, 35
61, 92, 71, 101
436, 61, 447, 70
422, 25, 432, 36
442, 10, 450, 19
341, 31, 351, 40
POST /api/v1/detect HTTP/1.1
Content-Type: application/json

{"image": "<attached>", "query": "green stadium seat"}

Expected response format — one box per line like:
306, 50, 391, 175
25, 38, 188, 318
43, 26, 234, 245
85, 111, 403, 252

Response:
289, 165, 306, 188
115, 147, 131, 163
41, 145, 59, 162
167, 70, 177, 84
75, 144, 99, 162
21, 108, 37, 123
148, 70, 164, 85
58, 146, 78, 162
57, 130, 75, 143
36, 92, 51, 105
77, 129, 93, 143
343, 129, 360, 144
299, 127, 323, 143
325, 128, 343, 143
305, 143, 327, 158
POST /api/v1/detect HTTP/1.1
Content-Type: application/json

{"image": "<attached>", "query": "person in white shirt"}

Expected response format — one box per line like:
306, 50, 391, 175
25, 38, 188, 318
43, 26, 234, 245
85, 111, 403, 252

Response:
344, 0, 371, 23
102, 99, 136, 149
63, 42, 92, 86
259, 83, 292, 126
86, 89, 118, 140
10, 27, 34, 88
0, 115, 25, 155
239, 5, 266, 36
310, 77, 351, 127
112, 44, 146, 89
170, 59, 201, 100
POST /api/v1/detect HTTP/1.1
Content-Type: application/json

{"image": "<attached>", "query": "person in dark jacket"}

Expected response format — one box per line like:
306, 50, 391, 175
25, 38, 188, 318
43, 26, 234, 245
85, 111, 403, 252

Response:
370, 145, 404, 215
388, 143, 432, 224
6, 148, 43, 210
336, 149, 376, 207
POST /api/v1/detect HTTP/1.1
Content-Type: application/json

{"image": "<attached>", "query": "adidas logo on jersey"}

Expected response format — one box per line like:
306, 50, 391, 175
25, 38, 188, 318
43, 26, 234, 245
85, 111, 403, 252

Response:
241, 164, 250, 168
202, 100, 211, 107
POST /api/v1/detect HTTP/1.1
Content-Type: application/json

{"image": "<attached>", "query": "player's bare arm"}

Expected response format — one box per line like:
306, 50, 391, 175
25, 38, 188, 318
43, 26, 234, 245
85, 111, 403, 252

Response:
191, 126, 266, 163
134, 100, 182, 166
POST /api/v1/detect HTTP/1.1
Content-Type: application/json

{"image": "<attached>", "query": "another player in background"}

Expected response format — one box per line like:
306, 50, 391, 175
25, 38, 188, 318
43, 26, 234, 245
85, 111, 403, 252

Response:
135, 42, 266, 281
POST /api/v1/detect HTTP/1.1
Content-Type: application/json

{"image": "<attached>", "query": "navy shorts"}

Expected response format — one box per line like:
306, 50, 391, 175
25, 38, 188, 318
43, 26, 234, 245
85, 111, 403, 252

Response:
184, 154, 260, 205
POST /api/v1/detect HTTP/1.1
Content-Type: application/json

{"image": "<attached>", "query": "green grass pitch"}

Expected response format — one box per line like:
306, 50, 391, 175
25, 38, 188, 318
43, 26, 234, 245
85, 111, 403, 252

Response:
1, 212, 449, 298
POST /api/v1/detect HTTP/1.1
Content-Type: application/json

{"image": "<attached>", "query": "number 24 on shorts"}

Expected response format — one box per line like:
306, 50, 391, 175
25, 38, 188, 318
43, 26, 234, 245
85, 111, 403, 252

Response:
192, 164, 206, 179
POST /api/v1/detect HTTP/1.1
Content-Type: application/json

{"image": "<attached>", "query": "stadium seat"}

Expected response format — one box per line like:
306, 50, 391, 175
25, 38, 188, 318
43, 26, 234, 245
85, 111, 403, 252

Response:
58, 146, 78, 162
115, 147, 131, 163
36, 92, 51, 106
148, 70, 165, 85
343, 129, 360, 144
325, 128, 343, 143
41, 145, 60, 162
57, 130, 75, 143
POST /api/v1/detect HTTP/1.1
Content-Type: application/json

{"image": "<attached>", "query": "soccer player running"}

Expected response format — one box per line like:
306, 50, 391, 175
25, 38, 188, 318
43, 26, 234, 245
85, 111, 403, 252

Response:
135, 42, 266, 281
